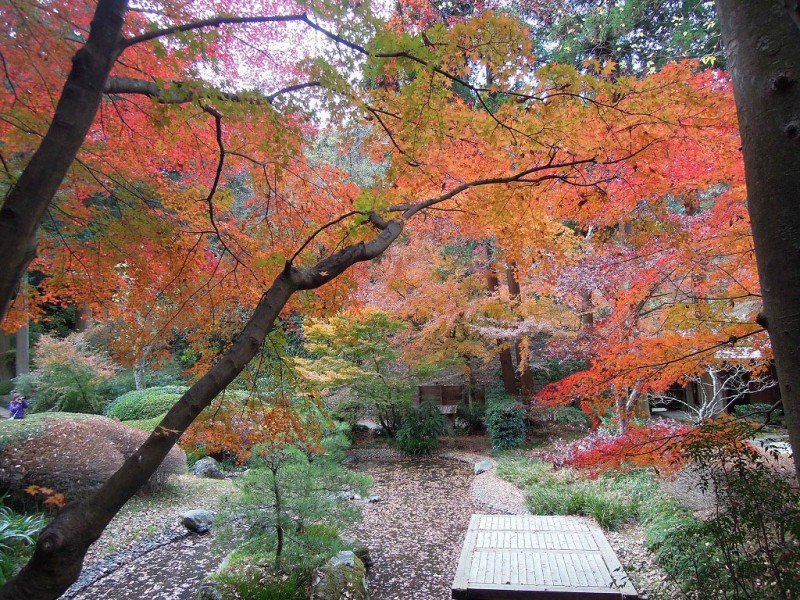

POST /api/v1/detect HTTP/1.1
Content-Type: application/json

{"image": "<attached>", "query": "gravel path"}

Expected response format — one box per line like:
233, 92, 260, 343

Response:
60, 475, 233, 599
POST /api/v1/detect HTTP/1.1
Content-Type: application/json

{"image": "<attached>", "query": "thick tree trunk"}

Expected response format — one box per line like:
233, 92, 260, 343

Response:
0, 221, 404, 600
506, 265, 534, 396
485, 268, 517, 395
0, 0, 128, 323
716, 0, 800, 480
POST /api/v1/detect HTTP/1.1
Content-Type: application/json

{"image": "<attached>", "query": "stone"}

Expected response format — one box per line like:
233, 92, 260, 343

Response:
192, 457, 224, 479
310, 551, 368, 600
474, 459, 494, 475
182, 509, 214, 534
365, 494, 380, 503
340, 536, 373, 572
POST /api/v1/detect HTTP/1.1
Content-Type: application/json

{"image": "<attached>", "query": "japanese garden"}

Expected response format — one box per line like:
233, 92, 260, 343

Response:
0, 1, 799, 599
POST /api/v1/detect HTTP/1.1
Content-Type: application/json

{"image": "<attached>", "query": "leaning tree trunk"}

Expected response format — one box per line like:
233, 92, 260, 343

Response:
716, 0, 800, 481
0, 221, 404, 600
0, 0, 128, 323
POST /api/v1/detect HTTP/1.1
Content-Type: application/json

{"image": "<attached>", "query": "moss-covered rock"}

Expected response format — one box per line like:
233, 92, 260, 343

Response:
310, 551, 368, 600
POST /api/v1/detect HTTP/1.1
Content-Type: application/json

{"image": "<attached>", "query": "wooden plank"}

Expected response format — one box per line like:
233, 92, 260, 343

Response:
452, 514, 639, 599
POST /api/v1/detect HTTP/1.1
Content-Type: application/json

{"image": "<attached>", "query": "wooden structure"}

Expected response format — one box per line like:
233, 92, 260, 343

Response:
417, 384, 485, 415
452, 515, 639, 599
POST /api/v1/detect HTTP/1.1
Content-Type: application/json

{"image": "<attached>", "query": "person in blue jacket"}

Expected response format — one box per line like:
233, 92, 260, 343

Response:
8, 393, 29, 419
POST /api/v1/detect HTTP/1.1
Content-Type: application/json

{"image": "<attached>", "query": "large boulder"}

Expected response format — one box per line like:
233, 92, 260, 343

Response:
310, 551, 368, 600
0, 414, 187, 506
192, 457, 224, 479
182, 509, 214, 534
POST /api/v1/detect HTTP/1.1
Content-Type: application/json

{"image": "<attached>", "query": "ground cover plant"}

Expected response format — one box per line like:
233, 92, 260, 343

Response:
0, 506, 42, 587
497, 456, 655, 530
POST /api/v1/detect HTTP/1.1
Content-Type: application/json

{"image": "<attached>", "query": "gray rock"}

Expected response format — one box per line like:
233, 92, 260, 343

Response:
474, 459, 494, 475
182, 509, 214, 534
192, 457, 224, 479
195, 581, 224, 600
310, 551, 368, 600
366, 494, 381, 503
340, 536, 373, 571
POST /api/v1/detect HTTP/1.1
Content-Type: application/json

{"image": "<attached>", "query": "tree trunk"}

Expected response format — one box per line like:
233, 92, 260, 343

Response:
0, 221, 405, 600
485, 267, 517, 395
133, 359, 146, 391
14, 322, 29, 378
0, 332, 10, 390
506, 265, 534, 396
0, 0, 128, 323
716, 0, 800, 481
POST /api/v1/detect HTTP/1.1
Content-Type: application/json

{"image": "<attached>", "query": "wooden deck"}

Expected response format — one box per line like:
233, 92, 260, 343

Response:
452, 515, 639, 599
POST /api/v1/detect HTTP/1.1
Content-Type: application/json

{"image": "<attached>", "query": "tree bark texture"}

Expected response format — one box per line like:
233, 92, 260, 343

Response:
0, 221, 404, 600
716, 0, 800, 480
0, 0, 128, 323
506, 265, 534, 396
485, 268, 517, 395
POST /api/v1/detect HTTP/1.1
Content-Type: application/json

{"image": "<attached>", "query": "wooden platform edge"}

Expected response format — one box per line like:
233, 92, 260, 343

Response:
452, 514, 481, 598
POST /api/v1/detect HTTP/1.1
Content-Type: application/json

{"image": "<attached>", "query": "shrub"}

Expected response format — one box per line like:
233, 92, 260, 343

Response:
455, 403, 485, 434
0, 505, 43, 586
554, 406, 592, 428
395, 401, 446, 455
0, 415, 186, 507
104, 386, 187, 421
644, 437, 800, 599
486, 401, 526, 451
331, 398, 363, 435
14, 333, 119, 414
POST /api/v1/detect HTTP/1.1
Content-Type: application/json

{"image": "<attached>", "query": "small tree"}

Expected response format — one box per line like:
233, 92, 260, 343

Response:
222, 433, 370, 571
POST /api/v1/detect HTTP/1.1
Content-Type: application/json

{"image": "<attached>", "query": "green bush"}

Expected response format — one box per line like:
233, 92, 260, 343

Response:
455, 403, 485, 434
104, 386, 187, 421
0, 505, 43, 586
395, 401, 446, 455
555, 406, 591, 428
486, 401, 527, 451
